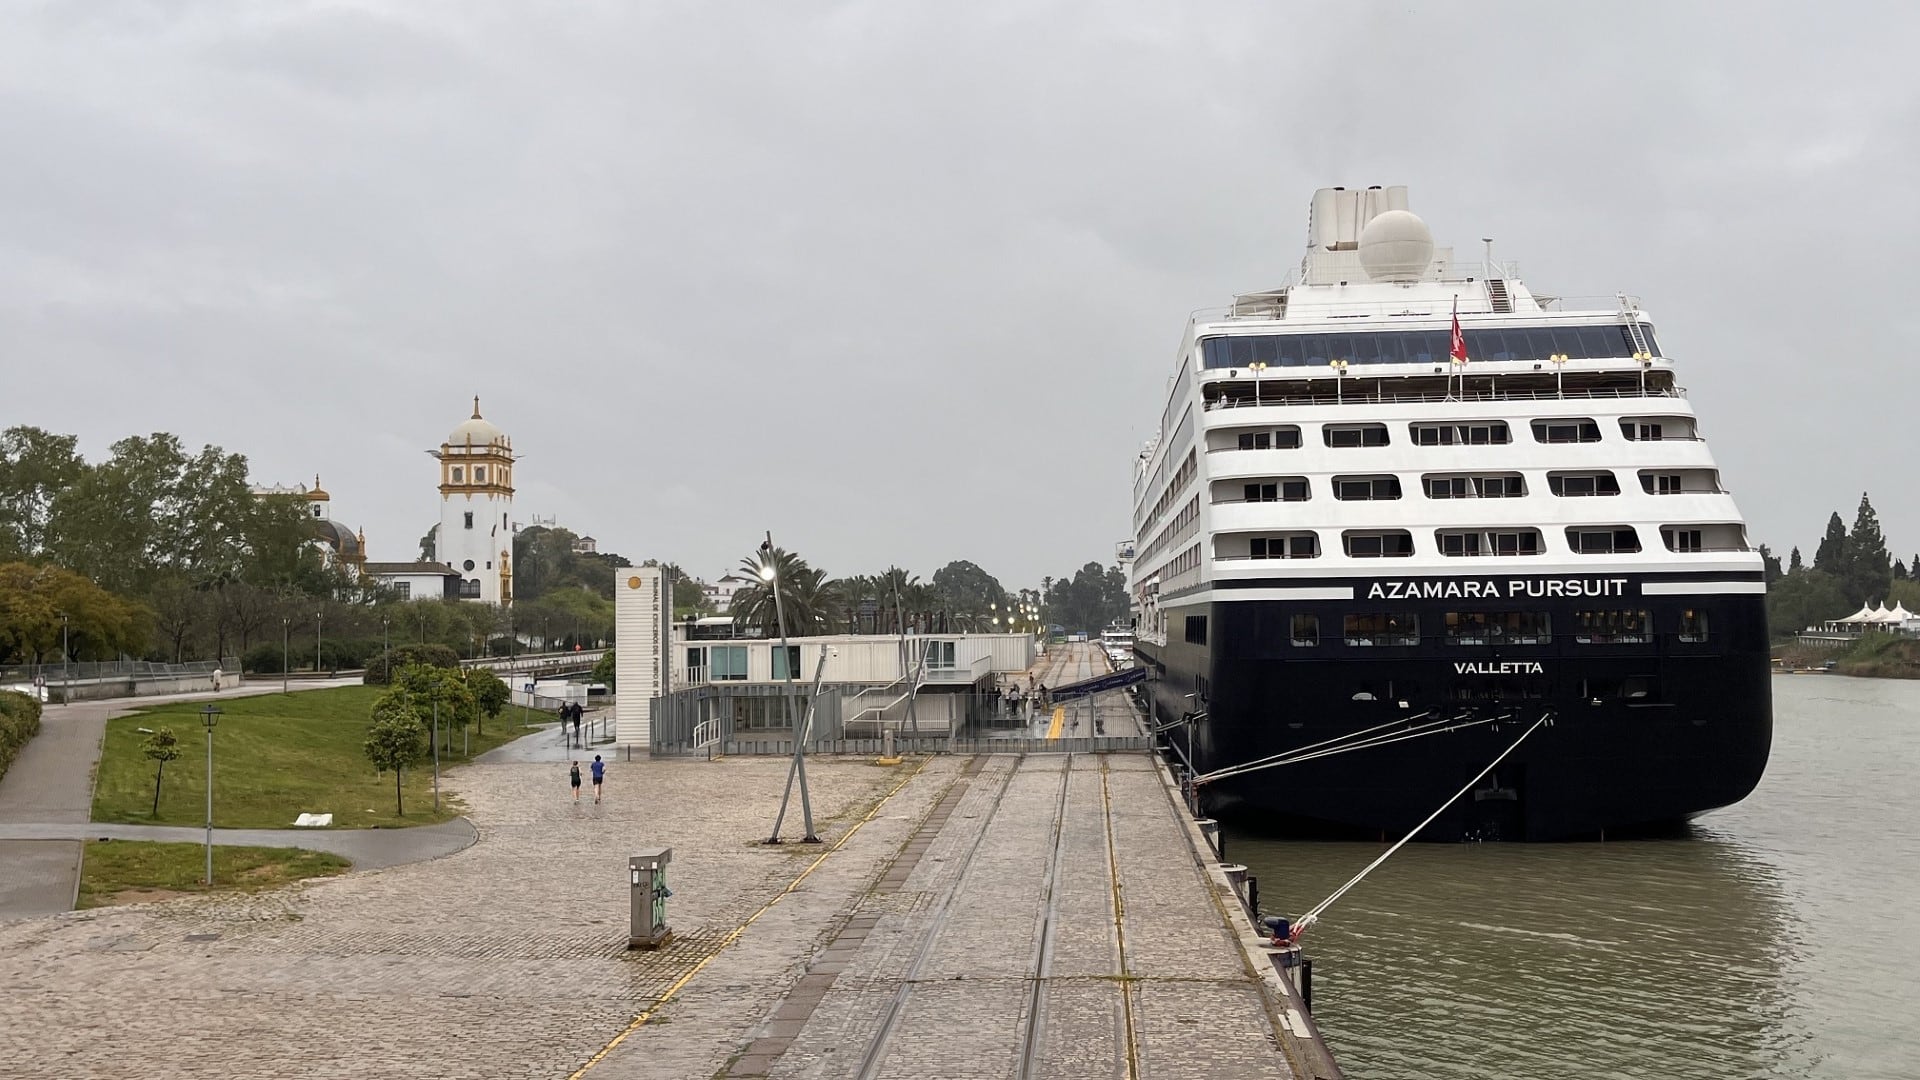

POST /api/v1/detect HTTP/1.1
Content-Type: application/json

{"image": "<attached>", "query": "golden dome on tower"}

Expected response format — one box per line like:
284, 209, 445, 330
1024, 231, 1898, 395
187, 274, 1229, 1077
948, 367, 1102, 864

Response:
304, 474, 330, 502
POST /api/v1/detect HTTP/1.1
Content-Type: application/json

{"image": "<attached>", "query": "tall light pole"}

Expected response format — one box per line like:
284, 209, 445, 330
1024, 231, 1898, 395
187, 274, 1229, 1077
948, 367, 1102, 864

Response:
315, 611, 324, 675
381, 615, 390, 660
761, 531, 818, 844
280, 617, 290, 694
201, 704, 221, 885
59, 611, 69, 706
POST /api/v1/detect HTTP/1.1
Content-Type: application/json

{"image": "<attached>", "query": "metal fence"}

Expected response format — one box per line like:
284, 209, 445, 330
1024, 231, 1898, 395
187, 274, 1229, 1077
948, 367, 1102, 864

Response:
0, 657, 240, 686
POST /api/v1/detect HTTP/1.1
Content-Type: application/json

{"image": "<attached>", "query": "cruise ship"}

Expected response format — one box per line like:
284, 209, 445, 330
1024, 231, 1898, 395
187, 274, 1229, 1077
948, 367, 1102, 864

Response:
1127, 186, 1771, 841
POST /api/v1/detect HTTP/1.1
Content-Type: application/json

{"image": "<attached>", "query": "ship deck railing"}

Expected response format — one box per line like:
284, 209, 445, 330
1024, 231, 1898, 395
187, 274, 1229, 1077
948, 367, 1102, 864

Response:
1203, 384, 1687, 411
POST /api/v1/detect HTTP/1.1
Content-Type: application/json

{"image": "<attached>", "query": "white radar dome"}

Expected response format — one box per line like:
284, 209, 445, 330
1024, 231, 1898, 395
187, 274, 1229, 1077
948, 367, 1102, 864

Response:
1357, 209, 1435, 283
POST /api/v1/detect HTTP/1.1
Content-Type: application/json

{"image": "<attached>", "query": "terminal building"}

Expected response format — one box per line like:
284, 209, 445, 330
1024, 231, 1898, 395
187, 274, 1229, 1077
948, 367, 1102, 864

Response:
614, 569, 1037, 753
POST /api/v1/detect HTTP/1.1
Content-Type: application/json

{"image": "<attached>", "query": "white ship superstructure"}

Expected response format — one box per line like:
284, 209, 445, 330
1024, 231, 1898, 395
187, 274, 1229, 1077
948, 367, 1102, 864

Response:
1129, 186, 1771, 841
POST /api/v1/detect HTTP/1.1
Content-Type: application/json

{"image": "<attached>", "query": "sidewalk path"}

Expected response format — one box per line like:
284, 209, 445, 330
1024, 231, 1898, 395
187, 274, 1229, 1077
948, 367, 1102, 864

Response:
0, 819, 477, 869
0, 677, 384, 917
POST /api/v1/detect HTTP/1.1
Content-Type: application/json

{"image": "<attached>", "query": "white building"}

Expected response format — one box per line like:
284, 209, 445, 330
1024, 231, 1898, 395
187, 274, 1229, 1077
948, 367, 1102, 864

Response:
429, 398, 516, 605
704, 572, 753, 613
363, 561, 464, 601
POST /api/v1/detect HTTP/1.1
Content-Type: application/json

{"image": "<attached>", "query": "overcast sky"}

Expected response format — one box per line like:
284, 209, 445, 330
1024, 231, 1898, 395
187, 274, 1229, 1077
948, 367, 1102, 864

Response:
5, 1, 1918, 586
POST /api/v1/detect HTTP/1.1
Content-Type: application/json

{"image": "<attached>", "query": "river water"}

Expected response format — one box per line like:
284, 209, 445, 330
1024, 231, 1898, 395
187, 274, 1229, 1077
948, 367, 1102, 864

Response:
1225, 675, 1920, 1079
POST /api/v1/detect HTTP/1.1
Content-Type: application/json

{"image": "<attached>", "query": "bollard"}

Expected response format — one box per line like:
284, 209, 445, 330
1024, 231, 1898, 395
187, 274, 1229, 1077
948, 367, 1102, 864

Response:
1220, 863, 1248, 906
1247, 874, 1259, 920
1195, 817, 1220, 857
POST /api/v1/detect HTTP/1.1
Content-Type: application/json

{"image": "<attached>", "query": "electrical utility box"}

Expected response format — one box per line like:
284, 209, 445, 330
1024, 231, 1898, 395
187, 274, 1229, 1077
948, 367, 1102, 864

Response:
628, 848, 673, 950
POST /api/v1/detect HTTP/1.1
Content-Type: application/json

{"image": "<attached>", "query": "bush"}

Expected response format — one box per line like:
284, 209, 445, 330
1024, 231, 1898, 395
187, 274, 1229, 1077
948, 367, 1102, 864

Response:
245, 639, 382, 675
0, 690, 45, 786
363, 644, 463, 685
592, 649, 615, 689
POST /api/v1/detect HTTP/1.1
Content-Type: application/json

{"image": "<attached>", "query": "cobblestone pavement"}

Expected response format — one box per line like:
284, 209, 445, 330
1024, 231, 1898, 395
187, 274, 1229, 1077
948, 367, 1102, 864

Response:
0, 743, 1302, 1079
0, 751, 949, 1079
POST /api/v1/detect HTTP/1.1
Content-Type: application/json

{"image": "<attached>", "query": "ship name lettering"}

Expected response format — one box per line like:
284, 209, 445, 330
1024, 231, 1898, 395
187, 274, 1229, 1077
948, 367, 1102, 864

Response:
1364, 578, 1630, 600
1453, 661, 1545, 675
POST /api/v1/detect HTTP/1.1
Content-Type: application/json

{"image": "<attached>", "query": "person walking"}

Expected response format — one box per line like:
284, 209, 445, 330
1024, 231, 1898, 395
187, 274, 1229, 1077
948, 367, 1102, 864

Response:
571, 703, 583, 745
590, 754, 605, 804
569, 760, 582, 803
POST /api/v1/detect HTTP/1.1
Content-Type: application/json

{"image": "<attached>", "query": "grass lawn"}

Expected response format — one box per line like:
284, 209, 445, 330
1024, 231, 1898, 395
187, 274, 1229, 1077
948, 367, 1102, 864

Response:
77, 839, 350, 908
93, 686, 533, 829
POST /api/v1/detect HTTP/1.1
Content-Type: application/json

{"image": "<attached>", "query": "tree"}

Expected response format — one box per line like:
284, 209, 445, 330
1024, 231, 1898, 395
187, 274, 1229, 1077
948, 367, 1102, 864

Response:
932, 561, 1007, 628
1756, 544, 1784, 584
418, 524, 438, 562
391, 663, 478, 750
0, 426, 84, 561
1812, 512, 1848, 576
1895, 559, 1909, 582
0, 562, 151, 666
729, 546, 837, 637
1789, 547, 1803, 574
1839, 493, 1893, 606
591, 649, 615, 690
140, 727, 181, 817
465, 669, 510, 733
1766, 569, 1850, 639
364, 692, 430, 815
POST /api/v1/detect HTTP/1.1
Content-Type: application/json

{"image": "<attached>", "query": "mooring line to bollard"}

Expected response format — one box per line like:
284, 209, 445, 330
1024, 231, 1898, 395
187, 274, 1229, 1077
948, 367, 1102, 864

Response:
567, 755, 935, 1079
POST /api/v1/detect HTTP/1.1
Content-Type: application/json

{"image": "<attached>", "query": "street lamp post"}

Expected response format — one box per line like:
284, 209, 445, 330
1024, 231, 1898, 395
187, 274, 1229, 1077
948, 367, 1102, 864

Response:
761, 532, 818, 844
1549, 352, 1568, 399
201, 704, 221, 884
281, 617, 290, 694
1329, 358, 1349, 404
59, 612, 69, 706
1250, 360, 1267, 406
315, 612, 324, 675
381, 616, 390, 661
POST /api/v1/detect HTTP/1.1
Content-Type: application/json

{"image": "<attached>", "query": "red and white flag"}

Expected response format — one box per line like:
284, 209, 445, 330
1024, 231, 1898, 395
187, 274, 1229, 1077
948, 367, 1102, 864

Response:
1449, 297, 1468, 365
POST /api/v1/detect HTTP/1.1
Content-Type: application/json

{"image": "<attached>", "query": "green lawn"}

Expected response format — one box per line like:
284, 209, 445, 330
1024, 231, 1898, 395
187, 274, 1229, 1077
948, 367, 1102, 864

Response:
77, 839, 350, 908
93, 686, 532, 829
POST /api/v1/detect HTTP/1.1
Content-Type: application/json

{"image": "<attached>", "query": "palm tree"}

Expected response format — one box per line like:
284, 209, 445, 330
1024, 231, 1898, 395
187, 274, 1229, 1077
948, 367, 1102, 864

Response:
730, 546, 838, 637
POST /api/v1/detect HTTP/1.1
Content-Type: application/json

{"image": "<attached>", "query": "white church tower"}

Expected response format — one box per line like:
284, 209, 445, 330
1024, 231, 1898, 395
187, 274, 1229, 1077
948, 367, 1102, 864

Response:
430, 397, 515, 605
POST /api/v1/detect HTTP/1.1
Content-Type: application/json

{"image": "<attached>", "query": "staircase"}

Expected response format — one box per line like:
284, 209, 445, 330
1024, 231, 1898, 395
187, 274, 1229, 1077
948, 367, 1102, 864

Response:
1486, 278, 1513, 313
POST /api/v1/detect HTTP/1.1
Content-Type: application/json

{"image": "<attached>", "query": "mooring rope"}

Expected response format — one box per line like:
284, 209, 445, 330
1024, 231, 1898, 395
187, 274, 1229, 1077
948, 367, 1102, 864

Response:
1193, 710, 1500, 786
1290, 709, 1554, 940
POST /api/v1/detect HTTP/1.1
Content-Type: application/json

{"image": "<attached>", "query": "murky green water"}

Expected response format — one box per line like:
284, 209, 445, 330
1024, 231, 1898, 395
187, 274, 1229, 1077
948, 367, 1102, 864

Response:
1225, 675, 1920, 1079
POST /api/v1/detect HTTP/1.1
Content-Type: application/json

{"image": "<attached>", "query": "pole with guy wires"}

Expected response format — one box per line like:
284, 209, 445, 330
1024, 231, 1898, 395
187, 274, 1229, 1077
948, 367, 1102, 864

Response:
762, 531, 820, 844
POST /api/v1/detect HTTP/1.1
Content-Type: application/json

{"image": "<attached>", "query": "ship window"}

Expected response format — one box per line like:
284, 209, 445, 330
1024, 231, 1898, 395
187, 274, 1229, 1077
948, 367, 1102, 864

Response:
1548, 471, 1621, 497
1199, 325, 1659, 370
1444, 612, 1551, 645
1342, 530, 1414, 558
1531, 418, 1602, 443
1664, 528, 1705, 553
1333, 475, 1401, 501
1185, 616, 1208, 645
1233, 427, 1302, 451
1325, 424, 1389, 448
1290, 613, 1319, 647
1566, 527, 1641, 554
1240, 478, 1309, 502
1678, 609, 1710, 642
1424, 473, 1525, 499
1250, 533, 1319, 559
1343, 613, 1419, 646
1573, 610, 1652, 644
1435, 528, 1542, 556
1410, 421, 1510, 446
1643, 472, 1684, 494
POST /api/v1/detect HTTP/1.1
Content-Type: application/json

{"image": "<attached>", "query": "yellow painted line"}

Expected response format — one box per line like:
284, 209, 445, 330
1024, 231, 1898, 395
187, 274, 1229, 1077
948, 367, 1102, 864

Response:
1046, 706, 1065, 739
568, 755, 934, 1079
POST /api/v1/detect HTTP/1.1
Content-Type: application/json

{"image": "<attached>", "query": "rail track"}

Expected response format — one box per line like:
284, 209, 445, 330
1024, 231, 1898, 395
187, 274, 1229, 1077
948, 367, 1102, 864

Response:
849, 752, 1141, 1080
